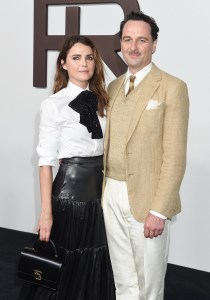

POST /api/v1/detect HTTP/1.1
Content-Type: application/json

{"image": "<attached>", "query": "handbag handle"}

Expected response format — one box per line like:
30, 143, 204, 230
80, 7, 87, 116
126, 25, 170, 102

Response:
33, 239, 59, 258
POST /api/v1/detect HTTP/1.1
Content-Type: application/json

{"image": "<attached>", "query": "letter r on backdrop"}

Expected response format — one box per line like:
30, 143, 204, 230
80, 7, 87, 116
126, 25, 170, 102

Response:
33, 0, 140, 87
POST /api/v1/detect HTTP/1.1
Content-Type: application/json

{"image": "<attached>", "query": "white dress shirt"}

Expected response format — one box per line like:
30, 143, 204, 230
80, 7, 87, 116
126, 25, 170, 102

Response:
124, 63, 167, 220
124, 63, 152, 94
37, 81, 106, 167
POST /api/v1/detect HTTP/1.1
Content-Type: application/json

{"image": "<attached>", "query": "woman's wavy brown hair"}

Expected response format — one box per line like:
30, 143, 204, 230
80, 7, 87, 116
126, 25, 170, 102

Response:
53, 35, 108, 117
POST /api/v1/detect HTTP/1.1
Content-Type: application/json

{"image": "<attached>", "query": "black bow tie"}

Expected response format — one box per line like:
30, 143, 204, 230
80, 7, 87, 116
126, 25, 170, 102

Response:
68, 90, 103, 139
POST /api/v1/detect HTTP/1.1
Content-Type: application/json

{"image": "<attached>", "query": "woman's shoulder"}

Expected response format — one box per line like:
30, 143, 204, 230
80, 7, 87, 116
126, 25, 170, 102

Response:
49, 86, 69, 99
41, 87, 69, 108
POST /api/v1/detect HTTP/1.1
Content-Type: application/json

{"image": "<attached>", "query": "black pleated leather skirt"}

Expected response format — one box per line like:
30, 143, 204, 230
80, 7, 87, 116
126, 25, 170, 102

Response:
18, 156, 116, 300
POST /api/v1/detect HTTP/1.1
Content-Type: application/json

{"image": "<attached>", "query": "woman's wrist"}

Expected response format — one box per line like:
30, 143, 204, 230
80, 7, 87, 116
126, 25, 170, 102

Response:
41, 207, 52, 215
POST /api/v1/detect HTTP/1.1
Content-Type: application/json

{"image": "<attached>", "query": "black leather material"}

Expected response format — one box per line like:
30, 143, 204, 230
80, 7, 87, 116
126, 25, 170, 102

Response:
18, 240, 63, 290
18, 156, 116, 299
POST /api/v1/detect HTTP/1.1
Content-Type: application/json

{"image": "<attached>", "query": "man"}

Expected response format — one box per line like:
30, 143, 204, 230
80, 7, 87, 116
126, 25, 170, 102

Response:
102, 11, 189, 300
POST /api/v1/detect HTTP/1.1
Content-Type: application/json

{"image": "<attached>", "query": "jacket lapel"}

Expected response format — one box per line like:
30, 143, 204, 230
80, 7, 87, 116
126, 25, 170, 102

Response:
126, 64, 162, 143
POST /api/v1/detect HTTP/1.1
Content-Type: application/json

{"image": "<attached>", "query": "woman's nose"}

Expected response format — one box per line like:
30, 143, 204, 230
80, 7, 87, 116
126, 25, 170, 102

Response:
81, 58, 87, 66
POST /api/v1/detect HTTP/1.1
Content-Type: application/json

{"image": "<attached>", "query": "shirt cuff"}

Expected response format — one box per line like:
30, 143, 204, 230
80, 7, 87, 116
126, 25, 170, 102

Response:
38, 158, 58, 167
150, 210, 167, 220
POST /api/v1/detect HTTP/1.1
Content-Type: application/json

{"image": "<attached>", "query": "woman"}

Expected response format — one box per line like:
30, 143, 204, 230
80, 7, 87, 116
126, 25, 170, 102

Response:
18, 35, 115, 300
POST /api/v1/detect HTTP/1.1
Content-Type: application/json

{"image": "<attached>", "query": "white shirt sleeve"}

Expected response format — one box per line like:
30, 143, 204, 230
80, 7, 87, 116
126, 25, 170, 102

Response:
36, 98, 60, 166
150, 210, 167, 220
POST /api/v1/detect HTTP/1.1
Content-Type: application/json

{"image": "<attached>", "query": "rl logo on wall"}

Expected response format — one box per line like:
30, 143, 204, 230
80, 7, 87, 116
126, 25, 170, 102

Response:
34, 0, 140, 87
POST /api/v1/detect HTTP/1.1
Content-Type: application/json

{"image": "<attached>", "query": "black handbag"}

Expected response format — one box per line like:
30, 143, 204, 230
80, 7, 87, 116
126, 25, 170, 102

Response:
18, 239, 64, 290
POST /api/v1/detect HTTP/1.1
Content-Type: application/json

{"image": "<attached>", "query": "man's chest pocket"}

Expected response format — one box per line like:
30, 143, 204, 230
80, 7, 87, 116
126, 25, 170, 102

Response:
140, 103, 165, 135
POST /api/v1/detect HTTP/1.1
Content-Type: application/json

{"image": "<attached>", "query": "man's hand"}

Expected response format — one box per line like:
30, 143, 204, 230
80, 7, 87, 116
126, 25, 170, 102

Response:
144, 213, 165, 239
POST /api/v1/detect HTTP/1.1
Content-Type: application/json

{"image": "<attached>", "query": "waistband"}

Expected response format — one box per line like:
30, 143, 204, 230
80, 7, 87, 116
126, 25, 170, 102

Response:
61, 155, 103, 164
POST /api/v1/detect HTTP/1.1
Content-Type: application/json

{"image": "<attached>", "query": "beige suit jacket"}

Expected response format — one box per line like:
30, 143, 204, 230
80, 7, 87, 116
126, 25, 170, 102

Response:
103, 64, 189, 221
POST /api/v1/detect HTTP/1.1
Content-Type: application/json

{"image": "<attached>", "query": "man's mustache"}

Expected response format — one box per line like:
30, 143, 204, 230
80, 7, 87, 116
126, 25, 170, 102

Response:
128, 50, 141, 55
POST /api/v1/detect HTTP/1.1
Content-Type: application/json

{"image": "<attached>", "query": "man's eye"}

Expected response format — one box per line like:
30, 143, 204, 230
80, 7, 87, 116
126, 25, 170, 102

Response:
124, 38, 131, 43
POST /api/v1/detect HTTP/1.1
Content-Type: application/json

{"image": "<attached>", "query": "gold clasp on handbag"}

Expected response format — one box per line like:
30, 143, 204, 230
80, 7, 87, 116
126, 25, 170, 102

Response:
34, 269, 42, 281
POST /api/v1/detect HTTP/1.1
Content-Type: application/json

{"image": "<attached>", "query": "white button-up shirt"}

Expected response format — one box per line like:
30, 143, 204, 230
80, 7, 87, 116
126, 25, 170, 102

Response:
124, 63, 152, 94
37, 81, 106, 166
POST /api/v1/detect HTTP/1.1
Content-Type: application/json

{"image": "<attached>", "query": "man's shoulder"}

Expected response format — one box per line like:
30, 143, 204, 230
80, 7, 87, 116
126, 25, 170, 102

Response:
154, 64, 187, 88
108, 73, 126, 91
162, 70, 186, 87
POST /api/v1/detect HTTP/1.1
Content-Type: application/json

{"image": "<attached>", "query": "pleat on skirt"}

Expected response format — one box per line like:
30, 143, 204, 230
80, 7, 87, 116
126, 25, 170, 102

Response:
18, 155, 116, 300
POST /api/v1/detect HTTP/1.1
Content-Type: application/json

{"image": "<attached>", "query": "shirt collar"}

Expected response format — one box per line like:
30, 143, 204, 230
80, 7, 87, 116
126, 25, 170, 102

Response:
124, 62, 152, 86
67, 80, 90, 98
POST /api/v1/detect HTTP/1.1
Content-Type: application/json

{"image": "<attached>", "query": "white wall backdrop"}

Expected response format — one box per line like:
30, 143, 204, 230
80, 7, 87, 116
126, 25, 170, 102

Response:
0, 0, 210, 273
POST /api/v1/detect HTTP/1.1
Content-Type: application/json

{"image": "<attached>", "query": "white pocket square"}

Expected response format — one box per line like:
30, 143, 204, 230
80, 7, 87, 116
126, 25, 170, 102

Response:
145, 99, 162, 110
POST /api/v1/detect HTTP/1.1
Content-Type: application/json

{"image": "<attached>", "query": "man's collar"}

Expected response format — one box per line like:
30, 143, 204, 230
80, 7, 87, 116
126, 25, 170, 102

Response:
125, 62, 152, 84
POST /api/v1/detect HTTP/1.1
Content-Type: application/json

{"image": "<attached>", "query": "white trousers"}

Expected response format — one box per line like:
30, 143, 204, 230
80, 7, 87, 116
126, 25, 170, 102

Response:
103, 178, 170, 300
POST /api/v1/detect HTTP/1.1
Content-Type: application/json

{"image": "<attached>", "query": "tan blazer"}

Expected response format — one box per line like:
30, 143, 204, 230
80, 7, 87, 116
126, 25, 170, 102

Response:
103, 64, 189, 221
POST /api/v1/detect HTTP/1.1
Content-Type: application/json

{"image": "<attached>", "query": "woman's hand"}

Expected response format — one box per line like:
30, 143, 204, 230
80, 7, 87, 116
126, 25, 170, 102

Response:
37, 211, 53, 241
38, 165, 53, 241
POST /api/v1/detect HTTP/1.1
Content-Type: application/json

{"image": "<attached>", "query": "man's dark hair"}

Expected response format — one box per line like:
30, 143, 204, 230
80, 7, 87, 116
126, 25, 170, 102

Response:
119, 11, 159, 41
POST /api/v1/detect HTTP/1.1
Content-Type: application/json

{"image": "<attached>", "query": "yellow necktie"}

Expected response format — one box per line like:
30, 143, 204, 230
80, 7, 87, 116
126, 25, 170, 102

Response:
126, 75, 136, 96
